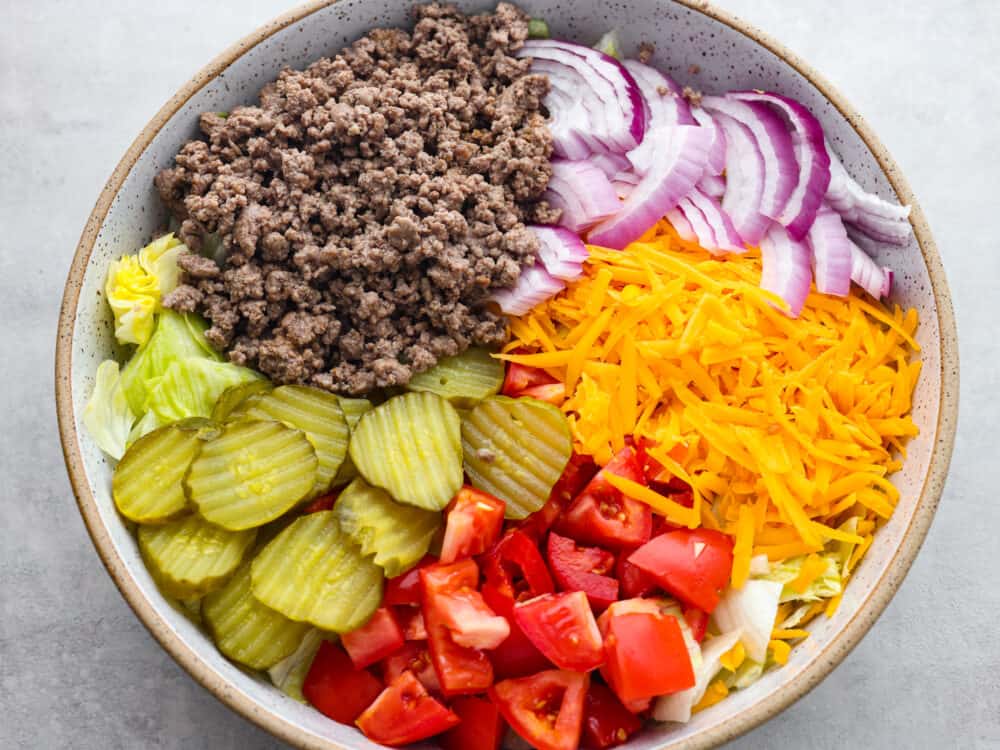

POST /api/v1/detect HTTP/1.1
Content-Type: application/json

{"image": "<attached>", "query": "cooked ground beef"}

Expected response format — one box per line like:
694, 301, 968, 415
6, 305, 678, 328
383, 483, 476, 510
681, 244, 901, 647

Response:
158, 2, 556, 395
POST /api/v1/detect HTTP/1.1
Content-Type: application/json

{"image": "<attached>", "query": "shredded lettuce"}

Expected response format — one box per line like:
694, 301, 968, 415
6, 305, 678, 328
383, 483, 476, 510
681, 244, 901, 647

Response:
711, 579, 782, 664
105, 233, 185, 346
763, 554, 843, 603
82, 360, 137, 460
144, 358, 260, 426
268, 630, 334, 703
527, 18, 550, 39
593, 29, 623, 59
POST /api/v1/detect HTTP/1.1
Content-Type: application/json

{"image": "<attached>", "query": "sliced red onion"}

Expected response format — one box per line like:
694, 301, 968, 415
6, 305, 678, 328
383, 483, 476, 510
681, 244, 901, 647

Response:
759, 223, 812, 317
729, 91, 830, 240
713, 113, 771, 245
544, 159, 621, 233
665, 207, 697, 242
698, 173, 726, 199
686, 188, 745, 254
588, 125, 713, 249
491, 262, 565, 316
520, 40, 645, 154
623, 59, 695, 174
532, 225, 589, 281
849, 239, 893, 299
677, 196, 716, 251
589, 152, 632, 179
826, 143, 912, 245
692, 107, 727, 176
525, 57, 614, 157
806, 205, 851, 296
702, 95, 797, 222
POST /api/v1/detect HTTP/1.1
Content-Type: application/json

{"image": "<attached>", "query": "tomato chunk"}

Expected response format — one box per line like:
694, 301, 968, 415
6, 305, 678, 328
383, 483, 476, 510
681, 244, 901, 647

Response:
394, 605, 428, 641
302, 642, 382, 725
513, 591, 605, 672
441, 487, 506, 564
301, 490, 340, 514
356, 670, 459, 746
433, 587, 510, 650
481, 530, 554, 602
341, 607, 405, 669
439, 695, 506, 750
481, 583, 554, 679
380, 641, 441, 693
502, 362, 558, 395
615, 552, 659, 599
581, 683, 643, 749
489, 669, 589, 750
519, 382, 566, 404
547, 532, 619, 611
683, 606, 709, 643
602, 612, 694, 703
517, 453, 599, 541
627, 529, 734, 613
557, 447, 652, 549
383, 556, 435, 607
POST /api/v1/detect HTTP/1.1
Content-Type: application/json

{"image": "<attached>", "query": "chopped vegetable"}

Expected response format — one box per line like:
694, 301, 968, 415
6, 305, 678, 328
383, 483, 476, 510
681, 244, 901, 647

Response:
489, 670, 589, 750
513, 592, 605, 671
711, 579, 783, 663
652, 628, 742, 723
527, 17, 550, 39
439, 695, 506, 750
407, 347, 505, 408
105, 233, 185, 346
83, 360, 137, 460
267, 629, 332, 702
628, 529, 734, 613
302, 641, 383, 724
763, 552, 843, 602
341, 607, 405, 669
440, 487, 506, 564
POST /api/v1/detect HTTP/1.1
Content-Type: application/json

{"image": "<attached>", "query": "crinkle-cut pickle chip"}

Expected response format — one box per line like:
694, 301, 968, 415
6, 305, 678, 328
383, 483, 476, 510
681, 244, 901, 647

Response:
462, 395, 573, 519
331, 397, 374, 487
138, 514, 257, 599
334, 478, 442, 578
211, 380, 272, 422
112, 419, 213, 524
349, 391, 463, 511
251, 510, 383, 633
407, 347, 504, 408
203, 562, 312, 670
240, 385, 350, 496
185, 420, 318, 530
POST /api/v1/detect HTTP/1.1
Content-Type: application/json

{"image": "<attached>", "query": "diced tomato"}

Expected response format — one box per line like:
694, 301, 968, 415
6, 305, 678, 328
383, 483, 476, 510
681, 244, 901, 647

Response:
581, 682, 644, 749
481, 583, 553, 679
384, 556, 436, 607
489, 669, 589, 750
301, 490, 340, 514
502, 362, 558, 395
620, 696, 652, 715
302, 642, 383, 725
615, 553, 659, 599
513, 592, 605, 672
517, 453, 600, 541
683, 606, 709, 643
440, 487, 506, 564
433, 587, 510, 650
421, 560, 494, 695
394, 605, 428, 641
439, 696, 506, 750
557, 447, 652, 549
595, 598, 664, 637
627, 529, 734, 613
481, 530, 554, 603
602, 612, 695, 703
519, 382, 567, 405
547, 532, 619, 611
341, 607, 405, 669
381, 641, 441, 693
356, 670, 460, 746
516, 496, 564, 542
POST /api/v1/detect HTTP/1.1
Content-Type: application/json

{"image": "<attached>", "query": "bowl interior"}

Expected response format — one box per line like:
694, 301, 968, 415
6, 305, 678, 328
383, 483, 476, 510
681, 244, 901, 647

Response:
60, 1, 948, 748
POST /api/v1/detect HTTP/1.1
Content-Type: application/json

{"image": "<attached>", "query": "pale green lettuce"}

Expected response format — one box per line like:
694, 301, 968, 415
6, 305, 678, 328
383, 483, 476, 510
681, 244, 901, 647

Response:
82, 360, 137, 460
145, 358, 260, 426
762, 554, 843, 603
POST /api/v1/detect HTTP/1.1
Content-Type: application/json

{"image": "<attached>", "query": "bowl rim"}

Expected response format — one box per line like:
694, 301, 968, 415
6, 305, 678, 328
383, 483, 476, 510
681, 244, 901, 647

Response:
55, 1, 959, 748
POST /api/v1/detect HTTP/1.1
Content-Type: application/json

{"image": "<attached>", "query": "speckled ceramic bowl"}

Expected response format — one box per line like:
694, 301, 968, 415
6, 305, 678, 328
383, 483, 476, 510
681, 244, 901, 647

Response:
56, 1, 959, 748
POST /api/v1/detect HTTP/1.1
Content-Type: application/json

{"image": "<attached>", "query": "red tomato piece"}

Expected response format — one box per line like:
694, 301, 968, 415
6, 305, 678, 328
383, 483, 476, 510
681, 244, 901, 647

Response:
620, 696, 652, 715
547, 532, 619, 611
517, 453, 600, 541
489, 669, 589, 750
557, 447, 652, 549
381, 641, 441, 694
519, 382, 567, 405
513, 592, 605, 672
627, 529, 734, 613
481, 583, 554, 679
383, 556, 436, 607
502, 362, 558, 395
683, 606, 709, 643
615, 552, 659, 599
302, 642, 382, 725
481, 530, 554, 603
394, 605, 428, 641
301, 490, 339, 514
433, 587, 510, 650
439, 695, 506, 750
602, 612, 695, 703
421, 560, 494, 696
581, 683, 644, 749
595, 598, 664, 637
356, 670, 459, 747
440, 487, 506, 564
341, 607, 405, 670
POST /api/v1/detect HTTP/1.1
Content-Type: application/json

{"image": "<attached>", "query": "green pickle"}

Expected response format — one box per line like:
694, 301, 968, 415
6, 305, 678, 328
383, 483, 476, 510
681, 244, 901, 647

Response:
462, 395, 573, 519
407, 347, 504, 408
211, 380, 272, 421
112, 419, 213, 524
331, 397, 374, 487
334, 478, 442, 577
185, 420, 318, 530
250, 510, 383, 633
138, 514, 256, 598
349, 391, 463, 511
203, 562, 312, 670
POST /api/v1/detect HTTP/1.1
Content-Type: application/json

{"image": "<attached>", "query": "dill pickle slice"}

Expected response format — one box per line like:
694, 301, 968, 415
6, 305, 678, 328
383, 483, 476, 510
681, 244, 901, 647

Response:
250, 510, 383, 632
349, 392, 463, 511
211, 380, 272, 422
334, 478, 442, 578
268, 629, 335, 702
331, 397, 374, 486
462, 395, 573, 519
185, 420, 318, 530
138, 514, 256, 598
407, 347, 504, 408
242, 385, 350, 496
203, 562, 312, 670
112, 419, 214, 524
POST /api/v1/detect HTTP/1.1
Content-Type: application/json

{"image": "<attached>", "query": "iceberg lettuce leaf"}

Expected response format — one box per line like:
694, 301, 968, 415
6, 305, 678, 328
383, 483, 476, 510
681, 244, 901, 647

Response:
82, 360, 137, 460
762, 554, 843, 603
105, 233, 186, 346
145, 358, 261, 426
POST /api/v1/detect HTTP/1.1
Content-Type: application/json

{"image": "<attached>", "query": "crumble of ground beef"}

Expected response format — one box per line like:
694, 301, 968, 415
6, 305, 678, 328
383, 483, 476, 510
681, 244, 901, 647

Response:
157, 2, 555, 395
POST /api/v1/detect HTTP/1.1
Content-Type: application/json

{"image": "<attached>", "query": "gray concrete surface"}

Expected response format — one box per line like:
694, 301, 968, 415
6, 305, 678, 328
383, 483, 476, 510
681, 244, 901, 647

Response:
1, 0, 997, 748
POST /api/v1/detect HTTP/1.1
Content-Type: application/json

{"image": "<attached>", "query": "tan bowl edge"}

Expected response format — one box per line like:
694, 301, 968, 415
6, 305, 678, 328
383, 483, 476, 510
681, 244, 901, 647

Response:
55, 1, 960, 748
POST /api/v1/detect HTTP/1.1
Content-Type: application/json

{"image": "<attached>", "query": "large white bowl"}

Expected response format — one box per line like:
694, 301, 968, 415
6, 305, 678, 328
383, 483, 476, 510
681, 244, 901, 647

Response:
56, 1, 959, 748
